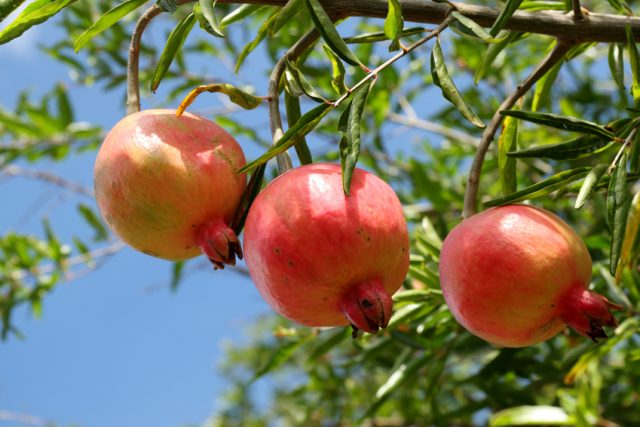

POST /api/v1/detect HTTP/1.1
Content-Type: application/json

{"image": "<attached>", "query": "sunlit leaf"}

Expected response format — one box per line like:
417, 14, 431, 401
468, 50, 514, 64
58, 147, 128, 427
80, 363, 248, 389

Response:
285, 58, 327, 102
0, 0, 78, 45
306, 0, 362, 67
0, 0, 27, 23
608, 43, 625, 94
498, 111, 518, 195
323, 44, 347, 95
575, 164, 608, 209
626, 25, 640, 103
490, 405, 574, 426
270, 0, 304, 36
490, 0, 524, 37
608, 153, 631, 275
73, 0, 148, 52
195, 0, 224, 38
500, 110, 616, 140
344, 27, 424, 44
284, 91, 313, 165
431, 40, 485, 128
475, 31, 524, 83
150, 12, 196, 93
616, 191, 640, 280
384, 0, 403, 51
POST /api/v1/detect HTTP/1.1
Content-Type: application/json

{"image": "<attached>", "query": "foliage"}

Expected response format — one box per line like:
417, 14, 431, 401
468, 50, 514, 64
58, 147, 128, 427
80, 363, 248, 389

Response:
2, 0, 640, 426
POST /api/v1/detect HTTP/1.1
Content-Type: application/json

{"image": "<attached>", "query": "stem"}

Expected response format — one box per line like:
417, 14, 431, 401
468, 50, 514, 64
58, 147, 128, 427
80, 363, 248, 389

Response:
462, 39, 575, 219
332, 14, 454, 108
127, 0, 193, 115
268, 29, 321, 173
608, 127, 638, 174
572, 0, 584, 21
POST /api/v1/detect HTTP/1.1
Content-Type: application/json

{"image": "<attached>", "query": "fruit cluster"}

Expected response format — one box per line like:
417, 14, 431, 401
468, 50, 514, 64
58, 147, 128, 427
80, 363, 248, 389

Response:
94, 110, 620, 345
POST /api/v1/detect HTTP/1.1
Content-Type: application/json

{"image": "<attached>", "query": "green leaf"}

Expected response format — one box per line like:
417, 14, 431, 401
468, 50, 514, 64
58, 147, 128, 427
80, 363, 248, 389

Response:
450, 11, 505, 43
498, 111, 518, 195
285, 58, 327, 102
178, 83, 262, 114
392, 289, 443, 304
54, 83, 73, 127
155, 0, 177, 13
0, 0, 78, 45
431, 40, 485, 128
616, 191, 640, 280
631, 128, 640, 173
608, 153, 631, 275
490, 405, 574, 426
343, 27, 425, 44
484, 167, 590, 207
270, 0, 303, 36
0, 0, 27, 23
339, 81, 373, 194
606, 0, 632, 15
531, 52, 563, 111
608, 43, 626, 94
284, 91, 313, 165
195, 0, 224, 38
230, 164, 266, 235
475, 31, 524, 83
626, 25, 640, 103
322, 44, 347, 95
500, 110, 616, 140
73, 0, 148, 52
306, 327, 350, 362
575, 164, 609, 209
508, 135, 613, 160
150, 13, 196, 93
306, 0, 362, 67
234, 9, 277, 72
239, 103, 333, 173
77, 203, 109, 241
220, 3, 263, 27
384, 0, 403, 51
489, 0, 524, 37
170, 261, 185, 292
252, 337, 308, 382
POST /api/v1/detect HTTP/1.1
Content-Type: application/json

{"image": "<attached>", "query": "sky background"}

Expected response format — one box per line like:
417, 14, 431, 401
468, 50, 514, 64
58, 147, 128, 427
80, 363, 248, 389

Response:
0, 7, 279, 427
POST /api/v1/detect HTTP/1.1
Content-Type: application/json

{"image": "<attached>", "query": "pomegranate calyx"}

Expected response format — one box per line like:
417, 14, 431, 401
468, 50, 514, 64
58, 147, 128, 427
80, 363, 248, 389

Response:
561, 288, 623, 342
195, 220, 243, 270
339, 279, 393, 337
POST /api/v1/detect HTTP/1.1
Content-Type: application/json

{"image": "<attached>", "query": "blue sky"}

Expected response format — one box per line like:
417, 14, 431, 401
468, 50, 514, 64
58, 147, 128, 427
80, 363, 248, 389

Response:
0, 9, 277, 427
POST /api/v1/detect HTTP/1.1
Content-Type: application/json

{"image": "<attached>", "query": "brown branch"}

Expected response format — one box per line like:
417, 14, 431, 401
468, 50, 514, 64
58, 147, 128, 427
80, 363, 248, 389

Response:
572, 0, 585, 21
388, 112, 478, 147
1, 164, 94, 197
268, 29, 322, 173
210, 0, 640, 43
462, 39, 575, 219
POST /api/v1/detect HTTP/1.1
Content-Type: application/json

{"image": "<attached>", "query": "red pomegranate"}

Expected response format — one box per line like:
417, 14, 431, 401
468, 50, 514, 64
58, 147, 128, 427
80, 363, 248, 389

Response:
94, 109, 246, 268
243, 163, 409, 334
439, 204, 621, 347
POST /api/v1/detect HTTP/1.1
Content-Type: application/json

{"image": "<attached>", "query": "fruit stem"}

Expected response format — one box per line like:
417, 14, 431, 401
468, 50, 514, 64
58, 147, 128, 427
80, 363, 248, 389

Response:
339, 279, 393, 337
195, 220, 243, 270
560, 287, 623, 342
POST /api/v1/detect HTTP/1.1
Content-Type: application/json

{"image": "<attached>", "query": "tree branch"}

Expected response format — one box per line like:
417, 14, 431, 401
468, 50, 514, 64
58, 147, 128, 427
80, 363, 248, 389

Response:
211, 0, 640, 43
1, 164, 94, 197
572, 0, 585, 21
462, 39, 575, 219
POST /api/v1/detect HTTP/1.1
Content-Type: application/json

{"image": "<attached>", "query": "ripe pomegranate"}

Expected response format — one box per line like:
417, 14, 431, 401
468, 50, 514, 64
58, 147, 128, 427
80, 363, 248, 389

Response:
243, 163, 409, 334
439, 204, 621, 347
94, 109, 246, 268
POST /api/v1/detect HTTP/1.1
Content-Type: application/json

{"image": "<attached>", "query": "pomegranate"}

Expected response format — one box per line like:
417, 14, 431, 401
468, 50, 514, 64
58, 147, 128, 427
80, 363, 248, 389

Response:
439, 204, 621, 347
243, 163, 409, 334
94, 109, 246, 268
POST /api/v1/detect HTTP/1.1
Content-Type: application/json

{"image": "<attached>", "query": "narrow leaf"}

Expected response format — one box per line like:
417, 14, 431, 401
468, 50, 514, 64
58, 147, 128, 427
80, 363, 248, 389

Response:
450, 11, 505, 43
508, 135, 613, 160
170, 261, 185, 292
608, 43, 625, 94
231, 164, 266, 234
234, 9, 278, 72
306, 0, 362, 67
239, 103, 333, 173
484, 167, 590, 207
252, 338, 308, 382
500, 110, 616, 140
626, 25, 640, 103
475, 31, 524, 83
616, 191, 640, 280
575, 164, 609, 209
498, 112, 518, 195
220, 3, 263, 27
609, 153, 631, 275
150, 13, 196, 93
285, 58, 327, 102
531, 56, 562, 111
631, 128, 640, 173
73, 0, 148, 52
284, 91, 313, 165
196, 0, 224, 38
54, 83, 73, 127
490, 406, 573, 426
489, 0, 524, 37
323, 44, 347, 95
339, 81, 374, 194
270, 0, 304, 36
384, 0, 403, 51
431, 40, 485, 128
0, 0, 78, 45
77, 204, 109, 241
307, 327, 350, 362
0, 0, 27, 23
344, 27, 424, 44
177, 83, 262, 115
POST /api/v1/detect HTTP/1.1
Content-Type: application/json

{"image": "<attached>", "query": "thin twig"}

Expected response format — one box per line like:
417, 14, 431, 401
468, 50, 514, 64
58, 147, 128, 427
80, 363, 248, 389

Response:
462, 39, 576, 219
572, 0, 584, 21
332, 14, 454, 108
267, 29, 321, 173
1, 165, 94, 197
608, 127, 638, 174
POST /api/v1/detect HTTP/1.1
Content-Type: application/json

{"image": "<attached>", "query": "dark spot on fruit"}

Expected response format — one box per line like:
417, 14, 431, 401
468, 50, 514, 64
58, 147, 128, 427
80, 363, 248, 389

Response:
275, 248, 280, 254
367, 236, 371, 242
143, 249, 160, 257
550, 304, 555, 308
191, 224, 196, 228
288, 260, 294, 266
112, 181, 117, 189
401, 247, 405, 252
361, 299, 373, 308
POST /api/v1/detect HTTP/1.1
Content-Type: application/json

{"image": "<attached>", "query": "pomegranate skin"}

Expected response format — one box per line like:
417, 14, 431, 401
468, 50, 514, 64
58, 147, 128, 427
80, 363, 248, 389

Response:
94, 109, 246, 263
439, 204, 619, 347
243, 163, 409, 333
